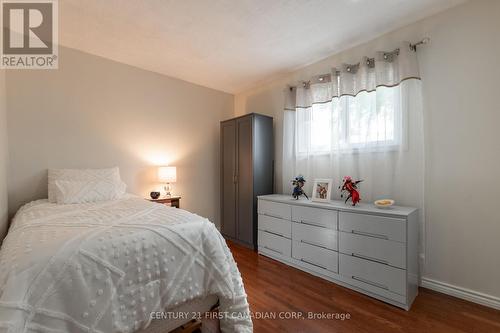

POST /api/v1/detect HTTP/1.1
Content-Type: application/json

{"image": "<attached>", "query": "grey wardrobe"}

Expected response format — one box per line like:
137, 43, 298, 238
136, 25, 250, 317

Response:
220, 113, 274, 249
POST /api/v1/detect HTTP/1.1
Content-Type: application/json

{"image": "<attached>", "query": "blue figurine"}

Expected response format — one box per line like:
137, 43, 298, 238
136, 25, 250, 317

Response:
292, 175, 308, 200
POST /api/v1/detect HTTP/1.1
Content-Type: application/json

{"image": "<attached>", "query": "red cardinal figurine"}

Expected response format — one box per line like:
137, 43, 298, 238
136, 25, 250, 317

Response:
339, 176, 363, 206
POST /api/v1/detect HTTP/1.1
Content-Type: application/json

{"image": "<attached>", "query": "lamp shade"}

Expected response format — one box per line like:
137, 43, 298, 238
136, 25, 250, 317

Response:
158, 166, 177, 183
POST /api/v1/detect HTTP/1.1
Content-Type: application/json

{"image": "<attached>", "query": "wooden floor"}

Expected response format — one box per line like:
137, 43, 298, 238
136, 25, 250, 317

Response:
227, 241, 500, 333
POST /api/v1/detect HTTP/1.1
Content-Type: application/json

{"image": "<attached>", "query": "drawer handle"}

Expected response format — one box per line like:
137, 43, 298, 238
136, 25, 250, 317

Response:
300, 219, 327, 229
352, 230, 389, 240
262, 213, 285, 220
352, 253, 389, 265
300, 258, 327, 270
300, 240, 331, 251
262, 230, 285, 238
352, 276, 389, 290
263, 246, 283, 255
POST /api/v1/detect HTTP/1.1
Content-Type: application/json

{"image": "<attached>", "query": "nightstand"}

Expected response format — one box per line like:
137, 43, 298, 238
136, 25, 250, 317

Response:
148, 196, 181, 208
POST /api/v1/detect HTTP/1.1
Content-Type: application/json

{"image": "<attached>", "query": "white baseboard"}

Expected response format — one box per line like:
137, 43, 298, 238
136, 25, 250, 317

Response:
421, 277, 500, 310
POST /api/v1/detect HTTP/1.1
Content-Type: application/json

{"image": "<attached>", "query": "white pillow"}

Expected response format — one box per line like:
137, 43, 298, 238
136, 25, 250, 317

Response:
48, 167, 122, 203
55, 179, 127, 204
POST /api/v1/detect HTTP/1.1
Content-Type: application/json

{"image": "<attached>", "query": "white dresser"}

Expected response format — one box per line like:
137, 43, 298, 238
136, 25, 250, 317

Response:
257, 194, 418, 310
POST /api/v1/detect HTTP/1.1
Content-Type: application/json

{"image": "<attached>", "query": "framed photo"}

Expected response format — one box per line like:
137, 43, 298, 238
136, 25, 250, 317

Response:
311, 179, 333, 202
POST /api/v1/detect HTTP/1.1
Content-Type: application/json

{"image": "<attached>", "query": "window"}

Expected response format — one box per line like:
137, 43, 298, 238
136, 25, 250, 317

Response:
296, 85, 403, 155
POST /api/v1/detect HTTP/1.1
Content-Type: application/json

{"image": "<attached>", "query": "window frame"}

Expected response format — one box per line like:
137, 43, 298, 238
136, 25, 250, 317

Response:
295, 85, 406, 156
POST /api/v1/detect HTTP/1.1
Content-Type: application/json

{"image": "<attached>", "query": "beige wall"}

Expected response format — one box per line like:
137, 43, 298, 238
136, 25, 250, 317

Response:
235, 0, 500, 303
6, 47, 233, 227
0, 70, 7, 240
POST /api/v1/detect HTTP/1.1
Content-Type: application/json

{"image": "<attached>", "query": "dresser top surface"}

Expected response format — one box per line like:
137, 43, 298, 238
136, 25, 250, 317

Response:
258, 194, 417, 217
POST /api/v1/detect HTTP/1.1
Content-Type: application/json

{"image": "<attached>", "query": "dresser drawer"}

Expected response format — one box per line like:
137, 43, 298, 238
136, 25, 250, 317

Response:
339, 212, 406, 243
292, 206, 338, 230
258, 200, 291, 220
258, 214, 291, 238
339, 253, 406, 296
292, 222, 338, 251
339, 232, 406, 269
258, 230, 291, 257
293, 241, 338, 273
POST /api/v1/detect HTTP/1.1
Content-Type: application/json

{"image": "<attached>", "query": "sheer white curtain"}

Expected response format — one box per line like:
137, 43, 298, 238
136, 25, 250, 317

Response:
283, 42, 424, 241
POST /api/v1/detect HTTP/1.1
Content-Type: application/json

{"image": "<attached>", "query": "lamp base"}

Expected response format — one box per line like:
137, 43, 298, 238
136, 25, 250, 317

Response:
163, 183, 172, 198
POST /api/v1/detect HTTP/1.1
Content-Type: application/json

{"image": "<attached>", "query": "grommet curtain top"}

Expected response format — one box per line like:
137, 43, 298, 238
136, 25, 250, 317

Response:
285, 41, 420, 109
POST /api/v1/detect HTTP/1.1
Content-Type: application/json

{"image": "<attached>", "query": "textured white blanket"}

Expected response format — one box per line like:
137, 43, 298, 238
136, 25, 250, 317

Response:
0, 196, 253, 333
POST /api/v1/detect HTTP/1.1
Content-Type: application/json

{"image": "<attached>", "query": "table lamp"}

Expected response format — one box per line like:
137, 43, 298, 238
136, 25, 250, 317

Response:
158, 166, 177, 197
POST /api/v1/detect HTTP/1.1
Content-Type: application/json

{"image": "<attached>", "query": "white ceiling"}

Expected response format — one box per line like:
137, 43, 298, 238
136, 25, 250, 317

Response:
59, 0, 465, 93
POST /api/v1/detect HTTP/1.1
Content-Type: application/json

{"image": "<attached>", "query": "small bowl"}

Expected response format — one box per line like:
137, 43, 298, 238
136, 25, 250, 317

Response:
150, 191, 161, 200
374, 199, 395, 209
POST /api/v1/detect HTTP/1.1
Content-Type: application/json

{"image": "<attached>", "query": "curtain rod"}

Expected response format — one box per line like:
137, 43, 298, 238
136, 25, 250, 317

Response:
291, 38, 430, 88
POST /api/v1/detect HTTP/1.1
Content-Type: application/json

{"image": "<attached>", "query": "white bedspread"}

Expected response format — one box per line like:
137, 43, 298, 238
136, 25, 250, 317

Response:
0, 196, 252, 333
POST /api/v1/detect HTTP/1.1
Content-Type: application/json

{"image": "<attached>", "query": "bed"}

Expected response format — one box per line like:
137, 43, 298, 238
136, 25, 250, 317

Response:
0, 194, 253, 333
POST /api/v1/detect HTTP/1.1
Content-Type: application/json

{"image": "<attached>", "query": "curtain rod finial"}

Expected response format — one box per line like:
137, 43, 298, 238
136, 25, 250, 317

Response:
410, 37, 430, 51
